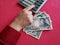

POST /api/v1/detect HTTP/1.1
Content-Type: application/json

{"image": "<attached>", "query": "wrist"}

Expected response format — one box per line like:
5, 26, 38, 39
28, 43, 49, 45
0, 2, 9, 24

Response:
9, 19, 22, 32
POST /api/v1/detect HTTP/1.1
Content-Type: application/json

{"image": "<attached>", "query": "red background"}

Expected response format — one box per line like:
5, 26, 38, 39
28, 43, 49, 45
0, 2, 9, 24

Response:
0, 0, 60, 45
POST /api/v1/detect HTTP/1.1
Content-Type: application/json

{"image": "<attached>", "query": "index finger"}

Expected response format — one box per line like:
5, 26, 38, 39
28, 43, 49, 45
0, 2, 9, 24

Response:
24, 5, 35, 11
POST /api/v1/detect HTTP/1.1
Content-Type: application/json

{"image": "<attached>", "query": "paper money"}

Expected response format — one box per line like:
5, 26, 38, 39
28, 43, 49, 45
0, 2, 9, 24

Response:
23, 30, 43, 39
24, 11, 53, 31
23, 11, 53, 39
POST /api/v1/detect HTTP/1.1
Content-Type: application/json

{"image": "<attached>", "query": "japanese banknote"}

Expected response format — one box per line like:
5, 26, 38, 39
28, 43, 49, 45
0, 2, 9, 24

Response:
23, 30, 43, 39
24, 12, 53, 31
23, 11, 53, 39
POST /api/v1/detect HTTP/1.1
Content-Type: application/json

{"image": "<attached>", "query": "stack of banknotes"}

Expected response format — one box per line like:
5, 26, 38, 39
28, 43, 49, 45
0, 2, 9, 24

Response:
19, 0, 53, 39
23, 11, 53, 39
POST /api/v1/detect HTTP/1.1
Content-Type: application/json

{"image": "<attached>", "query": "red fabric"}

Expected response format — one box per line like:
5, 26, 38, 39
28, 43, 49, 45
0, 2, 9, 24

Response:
0, 26, 20, 45
0, 0, 60, 45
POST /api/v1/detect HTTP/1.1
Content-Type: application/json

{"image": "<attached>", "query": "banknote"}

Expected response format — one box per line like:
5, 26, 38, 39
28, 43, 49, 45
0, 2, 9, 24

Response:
23, 30, 43, 39
31, 12, 53, 30
24, 11, 53, 31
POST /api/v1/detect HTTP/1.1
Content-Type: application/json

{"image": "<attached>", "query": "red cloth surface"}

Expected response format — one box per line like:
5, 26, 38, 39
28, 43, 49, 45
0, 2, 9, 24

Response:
0, 0, 60, 45
0, 26, 20, 45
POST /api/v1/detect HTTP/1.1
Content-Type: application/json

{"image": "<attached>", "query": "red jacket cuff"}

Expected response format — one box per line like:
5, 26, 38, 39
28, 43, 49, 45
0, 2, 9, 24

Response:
0, 26, 20, 45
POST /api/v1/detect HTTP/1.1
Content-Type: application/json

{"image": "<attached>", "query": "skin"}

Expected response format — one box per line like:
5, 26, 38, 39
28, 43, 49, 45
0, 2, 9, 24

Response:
10, 5, 35, 31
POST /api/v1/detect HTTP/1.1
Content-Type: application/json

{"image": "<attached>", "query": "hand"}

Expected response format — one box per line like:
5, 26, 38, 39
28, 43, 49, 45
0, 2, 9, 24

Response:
10, 5, 34, 31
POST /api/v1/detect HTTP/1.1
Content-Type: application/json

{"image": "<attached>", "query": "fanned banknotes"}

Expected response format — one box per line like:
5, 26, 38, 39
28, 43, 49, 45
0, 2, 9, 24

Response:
23, 11, 53, 39
23, 11, 53, 31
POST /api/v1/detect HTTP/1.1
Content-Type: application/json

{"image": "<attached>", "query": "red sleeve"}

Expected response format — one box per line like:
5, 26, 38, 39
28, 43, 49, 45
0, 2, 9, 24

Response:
0, 26, 21, 45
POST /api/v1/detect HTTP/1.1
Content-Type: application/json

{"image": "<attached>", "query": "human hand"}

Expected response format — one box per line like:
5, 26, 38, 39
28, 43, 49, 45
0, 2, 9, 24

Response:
10, 5, 34, 31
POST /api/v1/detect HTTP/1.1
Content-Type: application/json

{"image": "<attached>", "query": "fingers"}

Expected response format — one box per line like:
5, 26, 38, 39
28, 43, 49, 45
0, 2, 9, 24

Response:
19, 5, 34, 28
28, 11, 32, 14
22, 17, 31, 28
22, 14, 33, 28
24, 11, 32, 15
24, 5, 35, 11
27, 14, 33, 23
